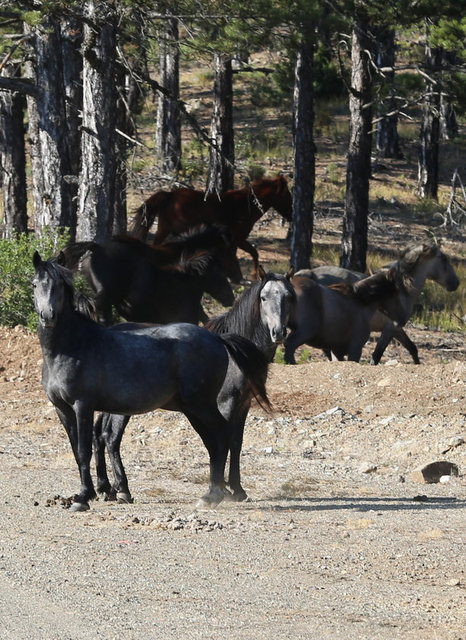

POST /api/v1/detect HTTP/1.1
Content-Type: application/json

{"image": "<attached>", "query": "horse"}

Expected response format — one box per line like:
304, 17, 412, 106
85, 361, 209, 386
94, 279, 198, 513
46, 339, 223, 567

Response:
298, 240, 459, 364
284, 268, 407, 363
33, 251, 270, 511
62, 226, 236, 326
91, 268, 295, 506
129, 175, 293, 280
205, 266, 296, 363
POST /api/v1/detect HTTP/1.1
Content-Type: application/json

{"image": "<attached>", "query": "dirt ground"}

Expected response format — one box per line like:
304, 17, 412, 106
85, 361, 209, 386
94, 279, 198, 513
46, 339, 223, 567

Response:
0, 216, 465, 639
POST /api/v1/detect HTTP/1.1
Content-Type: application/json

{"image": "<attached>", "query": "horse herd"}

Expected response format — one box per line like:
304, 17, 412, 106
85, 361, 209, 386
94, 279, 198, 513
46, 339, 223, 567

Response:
32, 176, 460, 511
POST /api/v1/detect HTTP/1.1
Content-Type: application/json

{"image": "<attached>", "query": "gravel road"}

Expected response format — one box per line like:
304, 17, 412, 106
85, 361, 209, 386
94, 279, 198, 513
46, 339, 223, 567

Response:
0, 327, 465, 639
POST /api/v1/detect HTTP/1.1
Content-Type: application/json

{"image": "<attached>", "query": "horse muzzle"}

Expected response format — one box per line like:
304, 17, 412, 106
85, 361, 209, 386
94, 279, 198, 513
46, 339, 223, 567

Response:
271, 325, 288, 344
446, 276, 460, 292
39, 309, 57, 328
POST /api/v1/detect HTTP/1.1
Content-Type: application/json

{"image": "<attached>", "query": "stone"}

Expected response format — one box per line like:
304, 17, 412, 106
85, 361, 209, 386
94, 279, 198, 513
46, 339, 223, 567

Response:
411, 461, 459, 484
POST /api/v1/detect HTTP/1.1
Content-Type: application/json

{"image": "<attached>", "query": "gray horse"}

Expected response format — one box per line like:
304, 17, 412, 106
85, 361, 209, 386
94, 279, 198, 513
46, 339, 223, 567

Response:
284, 268, 407, 363
297, 240, 459, 364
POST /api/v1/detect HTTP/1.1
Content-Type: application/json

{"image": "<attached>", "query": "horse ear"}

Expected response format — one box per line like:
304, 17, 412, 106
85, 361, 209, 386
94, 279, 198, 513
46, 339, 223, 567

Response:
57, 251, 67, 266
258, 264, 266, 280
286, 267, 295, 280
33, 251, 41, 269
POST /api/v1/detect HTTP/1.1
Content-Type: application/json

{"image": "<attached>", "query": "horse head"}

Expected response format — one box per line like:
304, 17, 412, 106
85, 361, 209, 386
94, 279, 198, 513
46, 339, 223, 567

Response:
423, 243, 459, 292
257, 267, 296, 345
252, 175, 293, 222
33, 251, 73, 328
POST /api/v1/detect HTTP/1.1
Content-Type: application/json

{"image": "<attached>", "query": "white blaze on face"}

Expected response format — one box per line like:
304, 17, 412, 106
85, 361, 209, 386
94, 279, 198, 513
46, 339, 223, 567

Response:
259, 279, 291, 343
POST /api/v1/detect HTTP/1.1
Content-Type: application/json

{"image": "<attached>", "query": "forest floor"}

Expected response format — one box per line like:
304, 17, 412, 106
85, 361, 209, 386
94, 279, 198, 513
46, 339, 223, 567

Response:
0, 209, 465, 639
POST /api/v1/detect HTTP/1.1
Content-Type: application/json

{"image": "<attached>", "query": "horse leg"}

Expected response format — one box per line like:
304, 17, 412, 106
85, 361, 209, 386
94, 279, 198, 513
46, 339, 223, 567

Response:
70, 403, 97, 511
371, 323, 396, 365
283, 330, 303, 364
185, 411, 230, 507
227, 412, 249, 502
393, 327, 420, 364
101, 413, 133, 503
93, 413, 113, 498
237, 239, 259, 280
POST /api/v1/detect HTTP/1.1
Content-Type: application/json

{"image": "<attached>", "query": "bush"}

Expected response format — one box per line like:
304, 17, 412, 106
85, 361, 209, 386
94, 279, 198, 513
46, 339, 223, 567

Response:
0, 229, 70, 330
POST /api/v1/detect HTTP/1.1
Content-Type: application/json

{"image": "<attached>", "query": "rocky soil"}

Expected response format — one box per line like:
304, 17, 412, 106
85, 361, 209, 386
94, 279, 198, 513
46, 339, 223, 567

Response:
0, 204, 465, 639
0, 304, 465, 639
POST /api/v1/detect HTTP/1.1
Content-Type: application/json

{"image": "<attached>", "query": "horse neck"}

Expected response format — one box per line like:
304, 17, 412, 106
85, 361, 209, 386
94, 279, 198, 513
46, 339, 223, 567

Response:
38, 305, 91, 360
408, 259, 431, 291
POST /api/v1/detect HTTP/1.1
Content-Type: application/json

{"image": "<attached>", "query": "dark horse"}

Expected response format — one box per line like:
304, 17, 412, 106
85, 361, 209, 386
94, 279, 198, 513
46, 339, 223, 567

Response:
62, 226, 236, 325
92, 269, 295, 506
33, 252, 270, 511
130, 175, 293, 280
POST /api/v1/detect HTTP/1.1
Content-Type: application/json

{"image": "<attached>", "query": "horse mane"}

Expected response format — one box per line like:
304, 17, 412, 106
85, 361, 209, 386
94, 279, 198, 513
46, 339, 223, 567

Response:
206, 279, 263, 339
206, 272, 295, 344
115, 227, 225, 274
397, 240, 439, 273
328, 282, 355, 297
39, 256, 97, 320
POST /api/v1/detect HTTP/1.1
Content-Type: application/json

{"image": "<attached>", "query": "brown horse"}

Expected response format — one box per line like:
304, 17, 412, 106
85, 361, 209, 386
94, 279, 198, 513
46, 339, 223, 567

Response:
130, 175, 293, 280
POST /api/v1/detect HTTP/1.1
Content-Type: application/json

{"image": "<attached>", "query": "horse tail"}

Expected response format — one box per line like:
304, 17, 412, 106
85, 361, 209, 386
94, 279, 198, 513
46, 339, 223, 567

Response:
130, 191, 173, 240
220, 333, 271, 412
62, 241, 98, 272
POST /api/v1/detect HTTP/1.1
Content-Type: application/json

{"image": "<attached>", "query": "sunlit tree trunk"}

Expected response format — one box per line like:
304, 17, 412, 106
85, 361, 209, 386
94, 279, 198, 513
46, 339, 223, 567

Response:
0, 62, 27, 237
290, 39, 315, 271
155, 16, 181, 174
27, 17, 74, 236
77, 2, 118, 242
417, 36, 442, 201
341, 14, 373, 272
375, 27, 402, 159
206, 53, 234, 193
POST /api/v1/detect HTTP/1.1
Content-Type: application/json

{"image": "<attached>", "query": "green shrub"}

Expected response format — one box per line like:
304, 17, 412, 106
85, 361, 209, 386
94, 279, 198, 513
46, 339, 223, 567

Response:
0, 229, 70, 330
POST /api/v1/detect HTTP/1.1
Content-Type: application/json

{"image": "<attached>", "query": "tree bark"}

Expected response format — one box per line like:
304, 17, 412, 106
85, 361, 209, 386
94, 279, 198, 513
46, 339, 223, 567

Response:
77, 2, 118, 242
0, 62, 28, 237
341, 16, 373, 272
417, 38, 442, 201
27, 17, 74, 235
375, 27, 402, 159
290, 40, 315, 271
155, 16, 181, 175
206, 53, 235, 193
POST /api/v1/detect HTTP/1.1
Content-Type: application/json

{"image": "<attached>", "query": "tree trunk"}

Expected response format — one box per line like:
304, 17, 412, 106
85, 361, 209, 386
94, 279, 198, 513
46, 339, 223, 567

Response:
0, 62, 28, 237
206, 53, 234, 193
417, 30, 442, 201
155, 16, 181, 175
341, 16, 373, 272
375, 28, 402, 159
77, 2, 118, 242
27, 17, 74, 235
61, 19, 82, 177
440, 92, 458, 140
290, 40, 315, 271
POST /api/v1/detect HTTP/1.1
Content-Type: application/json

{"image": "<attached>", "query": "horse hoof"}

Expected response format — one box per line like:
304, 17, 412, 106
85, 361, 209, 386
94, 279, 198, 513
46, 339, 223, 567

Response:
116, 492, 133, 504
232, 490, 249, 502
69, 501, 90, 512
196, 488, 225, 509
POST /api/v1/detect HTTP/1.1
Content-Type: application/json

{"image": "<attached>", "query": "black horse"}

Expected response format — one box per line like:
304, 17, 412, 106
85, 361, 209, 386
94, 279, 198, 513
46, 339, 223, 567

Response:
62, 226, 236, 325
93, 268, 295, 505
33, 252, 270, 511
